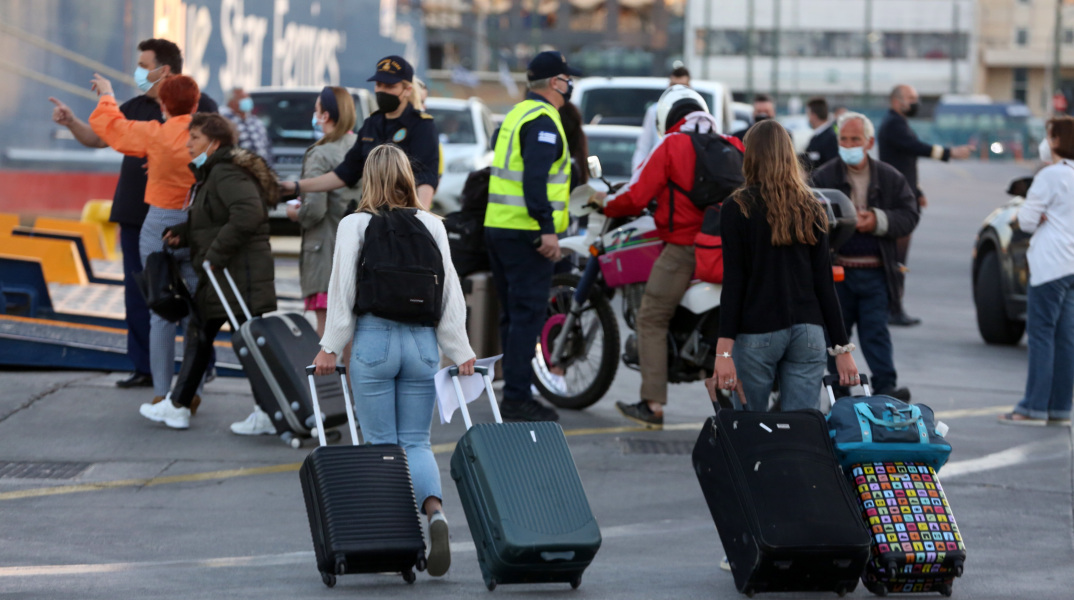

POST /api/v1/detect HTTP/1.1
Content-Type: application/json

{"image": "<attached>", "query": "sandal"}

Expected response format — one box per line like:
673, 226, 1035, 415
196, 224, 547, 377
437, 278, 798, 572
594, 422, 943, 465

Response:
997, 412, 1046, 426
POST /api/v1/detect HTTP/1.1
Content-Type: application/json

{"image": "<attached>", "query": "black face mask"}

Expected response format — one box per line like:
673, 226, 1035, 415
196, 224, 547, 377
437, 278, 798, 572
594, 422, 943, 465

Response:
754, 114, 771, 123
905, 102, 920, 118
376, 91, 402, 114
557, 78, 574, 103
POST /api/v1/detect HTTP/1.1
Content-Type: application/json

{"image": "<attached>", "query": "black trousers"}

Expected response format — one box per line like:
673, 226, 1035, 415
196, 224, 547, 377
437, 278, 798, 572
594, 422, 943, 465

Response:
171, 317, 229, 407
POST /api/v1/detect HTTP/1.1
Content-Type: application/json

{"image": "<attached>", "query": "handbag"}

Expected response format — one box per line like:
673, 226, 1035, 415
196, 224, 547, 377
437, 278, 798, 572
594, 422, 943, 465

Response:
135, 243, 194, 323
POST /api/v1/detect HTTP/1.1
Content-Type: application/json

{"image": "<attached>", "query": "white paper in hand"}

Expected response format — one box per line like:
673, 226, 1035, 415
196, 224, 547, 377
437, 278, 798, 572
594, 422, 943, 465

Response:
435, 355, 503, 424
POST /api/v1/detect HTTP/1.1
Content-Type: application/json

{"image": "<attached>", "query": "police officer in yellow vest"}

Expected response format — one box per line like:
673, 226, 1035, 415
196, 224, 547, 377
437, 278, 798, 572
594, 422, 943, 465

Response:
486, 51, 580, 422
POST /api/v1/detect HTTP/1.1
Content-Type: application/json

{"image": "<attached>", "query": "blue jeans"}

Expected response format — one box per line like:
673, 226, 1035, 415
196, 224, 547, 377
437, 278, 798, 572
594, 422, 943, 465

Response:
1015, 274, 1074, 420
485, 228, 555, 403
831, 268, 897, 392
733, 324, 827, 412
350, 314, 441, 511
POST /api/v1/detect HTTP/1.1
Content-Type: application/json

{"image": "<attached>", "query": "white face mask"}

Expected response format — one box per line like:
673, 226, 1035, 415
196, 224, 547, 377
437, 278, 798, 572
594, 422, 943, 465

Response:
1040, 138, 1054, 164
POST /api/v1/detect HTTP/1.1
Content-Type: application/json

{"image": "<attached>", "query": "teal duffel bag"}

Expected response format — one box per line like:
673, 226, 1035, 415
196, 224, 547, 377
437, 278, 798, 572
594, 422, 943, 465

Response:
824, 375, 952, 472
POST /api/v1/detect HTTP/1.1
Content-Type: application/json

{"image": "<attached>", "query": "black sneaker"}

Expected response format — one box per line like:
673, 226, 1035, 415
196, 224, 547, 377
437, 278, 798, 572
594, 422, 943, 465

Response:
877, 387, 912, 403
615, 400, 664, 429
889, 312, 922, 327
116, 372, 153, 388
500, 399, 559, 422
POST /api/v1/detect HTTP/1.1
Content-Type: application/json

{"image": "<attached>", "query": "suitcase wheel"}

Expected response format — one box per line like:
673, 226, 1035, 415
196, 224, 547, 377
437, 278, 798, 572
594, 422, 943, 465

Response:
744, 587, 755, 598
402, 569, 416, 584
281, 432, 302, 449
836, 585, 848, 597
320, 572, 336, 588
486, 578, 497, 592
938, 583, 953, 597
415, 554, 427, 572
570, 574, 582, 590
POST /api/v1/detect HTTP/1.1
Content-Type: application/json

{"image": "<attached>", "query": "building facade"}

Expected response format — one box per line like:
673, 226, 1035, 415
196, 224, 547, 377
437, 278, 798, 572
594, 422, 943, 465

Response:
685, 0, 977, 105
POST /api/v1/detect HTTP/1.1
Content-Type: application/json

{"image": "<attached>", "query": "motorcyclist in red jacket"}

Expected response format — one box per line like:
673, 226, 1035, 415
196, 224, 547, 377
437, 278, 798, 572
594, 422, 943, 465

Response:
601, 86, 744, 428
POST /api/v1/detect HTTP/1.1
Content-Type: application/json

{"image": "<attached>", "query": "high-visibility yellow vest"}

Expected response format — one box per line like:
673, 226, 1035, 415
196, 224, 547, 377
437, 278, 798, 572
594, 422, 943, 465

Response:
485, 99, 571, 232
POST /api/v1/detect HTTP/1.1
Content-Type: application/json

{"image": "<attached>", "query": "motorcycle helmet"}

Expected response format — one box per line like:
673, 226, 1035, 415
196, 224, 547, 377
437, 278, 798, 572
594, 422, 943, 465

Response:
656, 84, 709, 136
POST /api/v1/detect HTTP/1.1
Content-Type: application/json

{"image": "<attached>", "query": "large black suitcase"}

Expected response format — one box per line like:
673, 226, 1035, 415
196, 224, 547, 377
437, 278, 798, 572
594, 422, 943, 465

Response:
692, 397, 871, 596
299, 366, 427, 588
448, 366, 601, 591
204, 263, 347, 448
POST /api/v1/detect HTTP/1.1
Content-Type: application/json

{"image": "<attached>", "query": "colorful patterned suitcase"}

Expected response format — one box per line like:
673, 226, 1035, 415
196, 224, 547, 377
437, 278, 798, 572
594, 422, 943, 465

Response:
849, 462, 966, 596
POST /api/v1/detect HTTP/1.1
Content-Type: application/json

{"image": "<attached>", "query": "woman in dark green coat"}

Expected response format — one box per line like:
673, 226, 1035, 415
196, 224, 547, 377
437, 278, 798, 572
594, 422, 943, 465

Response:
139, 113, 278, 431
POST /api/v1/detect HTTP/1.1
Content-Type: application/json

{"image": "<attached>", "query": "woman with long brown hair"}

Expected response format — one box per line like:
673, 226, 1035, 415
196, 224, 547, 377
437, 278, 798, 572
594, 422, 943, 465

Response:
713, 119, 858, 411
311, 144, 475, 577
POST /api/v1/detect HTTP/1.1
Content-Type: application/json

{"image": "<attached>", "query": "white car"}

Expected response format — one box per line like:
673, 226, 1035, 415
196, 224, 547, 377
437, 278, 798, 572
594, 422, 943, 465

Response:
571, 77, 734, 134
776, 114, 814, 154
582, 125, 641, 192
423, 97, 495, 214
731, 101, 754, 135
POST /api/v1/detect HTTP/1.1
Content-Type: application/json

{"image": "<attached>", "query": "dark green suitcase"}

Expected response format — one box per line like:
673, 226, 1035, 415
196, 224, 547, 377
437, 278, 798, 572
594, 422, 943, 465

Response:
447, 367, 601, 591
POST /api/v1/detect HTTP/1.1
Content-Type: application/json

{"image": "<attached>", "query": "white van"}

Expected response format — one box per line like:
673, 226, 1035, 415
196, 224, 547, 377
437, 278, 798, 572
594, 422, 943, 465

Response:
571, 77, 734, 134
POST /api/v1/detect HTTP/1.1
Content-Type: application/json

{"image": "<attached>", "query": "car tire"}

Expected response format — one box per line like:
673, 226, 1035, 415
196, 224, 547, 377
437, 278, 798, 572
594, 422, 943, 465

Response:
974, 251, 1025, 345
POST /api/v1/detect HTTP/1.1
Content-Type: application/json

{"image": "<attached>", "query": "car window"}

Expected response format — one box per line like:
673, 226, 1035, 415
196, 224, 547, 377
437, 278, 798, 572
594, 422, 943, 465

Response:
427, 107, 477, 144
249, 92, 363, 146
580, 88, 716, 126
587, 134, 637, 179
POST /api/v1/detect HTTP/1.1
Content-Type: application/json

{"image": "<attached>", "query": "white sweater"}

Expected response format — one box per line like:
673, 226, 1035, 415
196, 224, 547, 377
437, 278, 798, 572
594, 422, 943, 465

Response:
319, 211, 475, 365
1018, 159, 1074, 286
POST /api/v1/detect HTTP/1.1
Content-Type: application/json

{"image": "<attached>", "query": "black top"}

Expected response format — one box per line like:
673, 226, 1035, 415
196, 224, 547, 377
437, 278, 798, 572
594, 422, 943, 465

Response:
804, 122, 839, 172
109, 93, 218, 226
877, 108, 949, 198
333, 104, 439, 190
718, 190, 849, 346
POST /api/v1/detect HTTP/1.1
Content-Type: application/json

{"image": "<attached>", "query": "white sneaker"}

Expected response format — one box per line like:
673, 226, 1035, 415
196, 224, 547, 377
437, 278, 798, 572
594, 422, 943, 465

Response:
230, 407, 277, 436
139, 399, 191, 429
720, 556, 731, 572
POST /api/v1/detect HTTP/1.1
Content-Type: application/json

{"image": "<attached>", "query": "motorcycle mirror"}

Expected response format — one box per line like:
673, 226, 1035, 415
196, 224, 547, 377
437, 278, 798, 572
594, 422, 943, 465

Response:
587, 156, 603, 180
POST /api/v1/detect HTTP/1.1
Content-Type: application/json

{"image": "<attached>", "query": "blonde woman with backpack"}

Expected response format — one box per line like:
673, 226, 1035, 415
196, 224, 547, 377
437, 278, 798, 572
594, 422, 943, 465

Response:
312, 144, 475, 578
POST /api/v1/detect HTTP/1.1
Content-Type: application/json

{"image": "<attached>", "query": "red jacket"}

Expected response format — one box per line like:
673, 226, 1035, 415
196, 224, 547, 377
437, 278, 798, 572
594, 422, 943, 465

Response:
604, 119, 744, 245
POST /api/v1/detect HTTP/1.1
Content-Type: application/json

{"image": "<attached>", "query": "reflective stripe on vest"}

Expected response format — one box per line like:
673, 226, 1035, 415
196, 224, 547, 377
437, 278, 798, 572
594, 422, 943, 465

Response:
485, 100, 571, 232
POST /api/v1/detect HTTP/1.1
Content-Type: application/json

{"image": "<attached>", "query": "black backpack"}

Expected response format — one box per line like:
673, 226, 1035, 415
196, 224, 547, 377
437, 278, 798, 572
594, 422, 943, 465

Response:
355, 209, 445, 325
135, 246, 193, 323
444, 167, 492, 278
667, 132, 744, 229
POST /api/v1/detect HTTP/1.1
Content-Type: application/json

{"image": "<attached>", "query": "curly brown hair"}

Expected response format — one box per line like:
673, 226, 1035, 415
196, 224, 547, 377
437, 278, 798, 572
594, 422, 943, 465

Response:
735, 119, 827, 246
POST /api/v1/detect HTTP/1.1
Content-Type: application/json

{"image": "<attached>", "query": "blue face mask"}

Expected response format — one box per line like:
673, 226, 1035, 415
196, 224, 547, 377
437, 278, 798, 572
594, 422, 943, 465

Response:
238, 97, 254, 113
191, 142, 216, 169
839, 145, 866, 166
312, 113, 323, 136
133, 66, 161, 93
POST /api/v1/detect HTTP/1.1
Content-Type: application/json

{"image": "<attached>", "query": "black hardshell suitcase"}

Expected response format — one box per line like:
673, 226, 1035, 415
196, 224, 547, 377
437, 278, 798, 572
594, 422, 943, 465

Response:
299, 366, 427, 587
448, 366, 601, 591
204, 263, 347, 447
692, 398, 871, 596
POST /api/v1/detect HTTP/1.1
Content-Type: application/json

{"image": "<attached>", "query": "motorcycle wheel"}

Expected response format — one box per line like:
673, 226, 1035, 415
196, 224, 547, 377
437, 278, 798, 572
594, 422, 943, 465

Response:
533, 273, 620, 410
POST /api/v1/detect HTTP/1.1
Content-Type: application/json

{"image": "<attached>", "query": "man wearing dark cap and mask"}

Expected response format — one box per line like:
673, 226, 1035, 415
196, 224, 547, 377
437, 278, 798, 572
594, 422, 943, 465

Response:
281, 55, 439, 208
485, 50, 581, 422
878, 84, 973, 326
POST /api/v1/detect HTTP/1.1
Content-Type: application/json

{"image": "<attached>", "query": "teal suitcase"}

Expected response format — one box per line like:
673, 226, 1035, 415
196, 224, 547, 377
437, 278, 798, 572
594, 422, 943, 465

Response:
447, 367, 602, 591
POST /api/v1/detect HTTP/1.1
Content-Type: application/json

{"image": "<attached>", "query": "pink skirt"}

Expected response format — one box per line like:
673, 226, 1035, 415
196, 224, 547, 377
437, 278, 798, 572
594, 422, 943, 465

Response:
304, 292, 328, 311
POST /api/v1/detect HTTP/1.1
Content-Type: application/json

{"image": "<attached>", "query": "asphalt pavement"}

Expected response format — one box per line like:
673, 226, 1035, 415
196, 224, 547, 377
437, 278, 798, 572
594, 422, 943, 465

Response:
0, 160, 1071, 599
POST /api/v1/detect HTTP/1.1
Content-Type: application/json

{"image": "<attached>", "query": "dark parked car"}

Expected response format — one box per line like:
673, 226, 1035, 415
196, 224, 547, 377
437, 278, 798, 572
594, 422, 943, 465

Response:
972, 176, 1033, 345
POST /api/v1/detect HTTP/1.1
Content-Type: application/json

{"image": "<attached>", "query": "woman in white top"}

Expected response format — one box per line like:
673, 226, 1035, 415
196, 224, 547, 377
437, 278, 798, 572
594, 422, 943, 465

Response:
1000, 116, 1074, 426
313, 144, 476, 576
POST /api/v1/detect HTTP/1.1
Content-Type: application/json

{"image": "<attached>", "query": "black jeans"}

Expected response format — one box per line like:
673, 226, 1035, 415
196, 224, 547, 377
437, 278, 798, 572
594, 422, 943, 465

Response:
171, 317, 229, 407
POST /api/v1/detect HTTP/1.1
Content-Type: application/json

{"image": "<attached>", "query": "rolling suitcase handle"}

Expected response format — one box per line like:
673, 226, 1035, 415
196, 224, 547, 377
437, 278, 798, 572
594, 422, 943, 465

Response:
823, 373, 871, 407
202, 260, 254, 330
305, 365, 361, 447
448, 365, 501, 429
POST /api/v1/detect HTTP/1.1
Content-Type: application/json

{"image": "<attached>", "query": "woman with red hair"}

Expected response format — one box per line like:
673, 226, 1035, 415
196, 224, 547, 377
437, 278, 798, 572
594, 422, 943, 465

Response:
89, 72, 207, 410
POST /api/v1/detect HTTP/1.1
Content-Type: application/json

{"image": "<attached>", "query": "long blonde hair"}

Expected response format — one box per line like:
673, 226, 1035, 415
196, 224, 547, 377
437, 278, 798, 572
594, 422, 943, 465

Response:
735, 120, 827, 245
357, 144, 427, 214
315, 87, 357, 146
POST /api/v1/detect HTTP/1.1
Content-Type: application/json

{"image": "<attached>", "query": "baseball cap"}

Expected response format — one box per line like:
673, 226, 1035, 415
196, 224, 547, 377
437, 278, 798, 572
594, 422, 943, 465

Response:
368, 55, 414, 84
526, 51, 582, 82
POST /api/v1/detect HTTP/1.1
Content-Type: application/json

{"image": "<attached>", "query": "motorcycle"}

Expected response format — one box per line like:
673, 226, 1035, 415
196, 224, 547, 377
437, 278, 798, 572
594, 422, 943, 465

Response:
530, 157, 857, 410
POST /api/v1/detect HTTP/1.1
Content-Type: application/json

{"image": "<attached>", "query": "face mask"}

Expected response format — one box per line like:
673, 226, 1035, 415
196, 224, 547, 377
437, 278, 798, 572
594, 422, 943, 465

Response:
754, 114, 771, 123
904, 102, 920, 118
191, 142, 216, 169
839, 145, 866, 166
133, 66, 161, 93
376, 91, 402, 114
1040, 138, 1054, 164
238, 97, 254, 113
312, 113, 324, 136
557, 78, 574, 103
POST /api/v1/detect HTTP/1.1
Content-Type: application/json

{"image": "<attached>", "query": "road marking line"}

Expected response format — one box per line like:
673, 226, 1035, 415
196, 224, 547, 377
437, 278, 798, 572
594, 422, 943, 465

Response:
941, 439, 1061, 479
0, 405, 1014, 502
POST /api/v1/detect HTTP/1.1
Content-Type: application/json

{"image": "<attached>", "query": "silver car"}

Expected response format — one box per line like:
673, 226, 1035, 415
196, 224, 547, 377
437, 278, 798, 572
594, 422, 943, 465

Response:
424, 97, 496, 214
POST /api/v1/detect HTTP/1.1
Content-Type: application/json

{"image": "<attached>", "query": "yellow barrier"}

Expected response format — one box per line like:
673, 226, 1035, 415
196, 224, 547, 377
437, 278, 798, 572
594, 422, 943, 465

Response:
35, 217, 108, 261
79, 200, 117, 260
0, 213, 18, 235
0, 234, 87, 285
